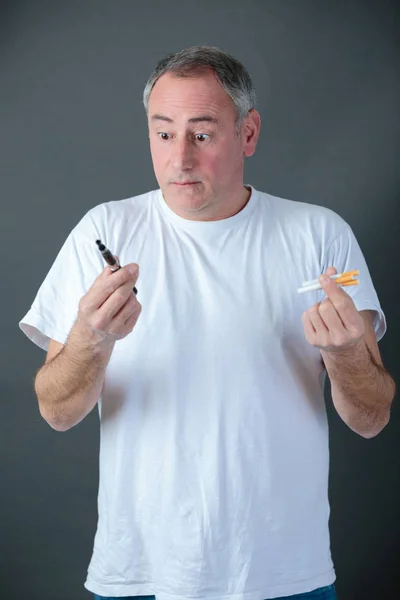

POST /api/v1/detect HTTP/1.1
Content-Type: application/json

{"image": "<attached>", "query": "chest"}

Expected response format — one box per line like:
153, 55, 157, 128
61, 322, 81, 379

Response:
111, 224, 321, 368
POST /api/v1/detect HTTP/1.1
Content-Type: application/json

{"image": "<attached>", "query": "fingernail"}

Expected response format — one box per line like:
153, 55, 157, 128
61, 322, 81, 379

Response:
320, 275, 329, 285
128, 265, 138, 275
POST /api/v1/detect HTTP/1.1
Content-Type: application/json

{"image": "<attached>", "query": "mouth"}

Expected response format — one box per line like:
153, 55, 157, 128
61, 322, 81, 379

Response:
172, 181, 200, 187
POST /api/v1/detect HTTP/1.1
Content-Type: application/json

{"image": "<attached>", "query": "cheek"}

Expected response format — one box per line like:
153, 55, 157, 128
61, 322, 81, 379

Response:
150, 142, 166, 173
203, 143, 234, 170
199, 153, 219, 175
205, 145, 241, 178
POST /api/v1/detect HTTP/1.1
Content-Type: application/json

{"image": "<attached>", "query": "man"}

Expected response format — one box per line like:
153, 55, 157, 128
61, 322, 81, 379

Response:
20, 46, 395, 600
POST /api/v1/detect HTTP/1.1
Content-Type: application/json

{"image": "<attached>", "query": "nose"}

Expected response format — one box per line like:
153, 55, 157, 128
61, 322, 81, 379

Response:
171, 137, 194, 172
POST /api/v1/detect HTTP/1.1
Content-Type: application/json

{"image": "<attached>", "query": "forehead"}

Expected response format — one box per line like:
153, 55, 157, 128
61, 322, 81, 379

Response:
148, 70, 235, 121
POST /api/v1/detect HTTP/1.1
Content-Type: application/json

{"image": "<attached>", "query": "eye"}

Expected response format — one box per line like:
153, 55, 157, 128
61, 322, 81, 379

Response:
158, 132, 171, 141
195, 133, 210, 142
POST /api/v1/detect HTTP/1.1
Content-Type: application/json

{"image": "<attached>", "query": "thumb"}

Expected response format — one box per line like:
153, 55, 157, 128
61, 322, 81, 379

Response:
325, 266, 337, 277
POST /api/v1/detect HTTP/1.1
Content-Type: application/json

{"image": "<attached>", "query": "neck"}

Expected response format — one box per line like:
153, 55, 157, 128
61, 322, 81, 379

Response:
164, 185, 252, 222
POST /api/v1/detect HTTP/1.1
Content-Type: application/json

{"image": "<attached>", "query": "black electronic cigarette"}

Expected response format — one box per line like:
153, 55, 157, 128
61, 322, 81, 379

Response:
96, 240, 138, 295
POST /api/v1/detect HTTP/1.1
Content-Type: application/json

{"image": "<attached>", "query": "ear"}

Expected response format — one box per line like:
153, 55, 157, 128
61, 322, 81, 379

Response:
242, 109, 261, 157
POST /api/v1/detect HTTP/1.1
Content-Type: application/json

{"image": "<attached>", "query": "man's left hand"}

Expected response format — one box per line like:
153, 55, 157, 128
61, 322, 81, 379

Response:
302, 267, 365, 353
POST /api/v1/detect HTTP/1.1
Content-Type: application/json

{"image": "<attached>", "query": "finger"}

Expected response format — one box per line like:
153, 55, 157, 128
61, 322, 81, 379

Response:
318, 274, 361, 330
97, 279, 136, 321
307, 302, 329, 334
110, 293, 140, 329
121, 305, 142, 335
103, 262, 139, 286
317, 297, 346, 331
88, 264, 139, 310
118, 301, 142, 336
124, 302, 142, 327
302, 310, 317, 339
319, 272, 352, 307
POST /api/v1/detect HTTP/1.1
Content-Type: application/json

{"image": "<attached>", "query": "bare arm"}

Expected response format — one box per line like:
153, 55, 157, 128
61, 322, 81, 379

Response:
302, 268, 396, 438
35, 328, 113, 431
321, 311, 395, 438
34, 262, 141, 431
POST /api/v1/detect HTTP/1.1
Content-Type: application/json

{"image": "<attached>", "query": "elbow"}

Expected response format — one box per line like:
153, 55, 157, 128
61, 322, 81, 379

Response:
35, 378, 74, 432
38, 403, 74, 432
357, 409, 391, 439
342, 383, 395, 439
360, 428, 385, 439
47, 419, 73, 433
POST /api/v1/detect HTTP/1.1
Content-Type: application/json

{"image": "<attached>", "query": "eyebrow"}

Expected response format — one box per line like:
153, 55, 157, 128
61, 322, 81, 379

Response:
151, 114, 218, 124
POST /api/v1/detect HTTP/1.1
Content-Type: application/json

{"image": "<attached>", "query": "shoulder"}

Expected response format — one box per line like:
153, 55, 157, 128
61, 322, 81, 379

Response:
255, 188, 351, 245
74, 190, 157, 235
79, 189, 158, 229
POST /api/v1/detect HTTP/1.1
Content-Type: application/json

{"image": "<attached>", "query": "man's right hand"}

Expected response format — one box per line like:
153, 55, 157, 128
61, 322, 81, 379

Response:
75, 262, 141, 348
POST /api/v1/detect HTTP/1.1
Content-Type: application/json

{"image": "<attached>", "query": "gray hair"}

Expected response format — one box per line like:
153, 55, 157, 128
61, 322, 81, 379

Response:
143, 45, 256, 127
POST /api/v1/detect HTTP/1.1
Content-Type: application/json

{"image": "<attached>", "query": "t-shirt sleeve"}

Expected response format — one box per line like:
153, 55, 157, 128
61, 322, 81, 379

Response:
19, 208, 105, 351
321, 218, 387, 342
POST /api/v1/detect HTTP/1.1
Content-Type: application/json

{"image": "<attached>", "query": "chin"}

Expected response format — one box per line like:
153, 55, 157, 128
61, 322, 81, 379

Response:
167, 182, 205, 200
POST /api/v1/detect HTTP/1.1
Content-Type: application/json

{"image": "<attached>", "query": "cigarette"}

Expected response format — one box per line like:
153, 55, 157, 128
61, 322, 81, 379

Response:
297, 270, 360, 294
301, 270, 359, 287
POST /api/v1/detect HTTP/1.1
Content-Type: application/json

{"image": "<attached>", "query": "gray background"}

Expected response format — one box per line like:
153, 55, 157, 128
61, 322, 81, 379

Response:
1, 1, 399, 599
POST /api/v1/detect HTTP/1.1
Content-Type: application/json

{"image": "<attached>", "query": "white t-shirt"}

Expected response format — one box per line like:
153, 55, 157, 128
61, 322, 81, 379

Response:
19, 186, 386, 600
